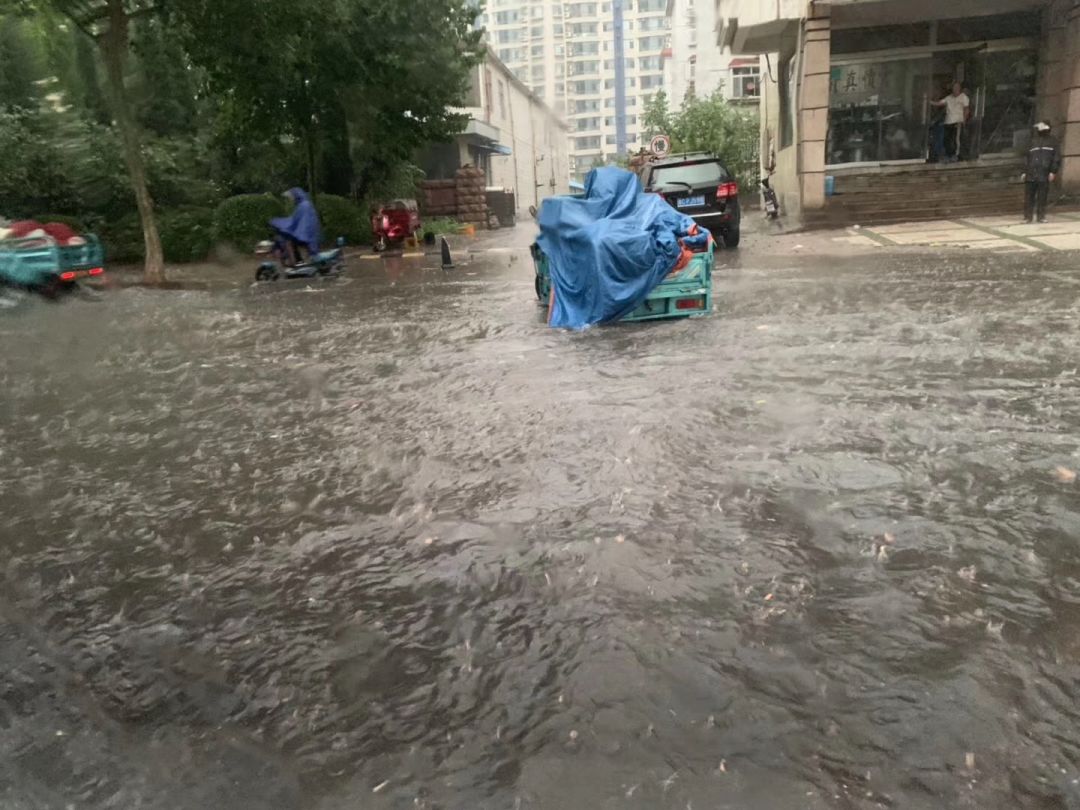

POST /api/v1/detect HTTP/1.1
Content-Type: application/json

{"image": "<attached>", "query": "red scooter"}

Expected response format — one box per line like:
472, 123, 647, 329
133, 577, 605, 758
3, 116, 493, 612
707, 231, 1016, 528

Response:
371, 199, 422, 252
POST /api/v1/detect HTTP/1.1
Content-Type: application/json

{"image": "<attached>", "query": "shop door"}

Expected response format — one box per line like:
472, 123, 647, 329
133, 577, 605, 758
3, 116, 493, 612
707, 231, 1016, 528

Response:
827, 57, 932, 165
930, 49, 983, 161
978, 50, 1038, 156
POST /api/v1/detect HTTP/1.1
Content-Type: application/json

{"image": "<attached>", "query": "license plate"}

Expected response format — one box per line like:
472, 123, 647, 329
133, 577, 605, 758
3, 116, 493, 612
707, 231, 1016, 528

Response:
677, 195, 705, 208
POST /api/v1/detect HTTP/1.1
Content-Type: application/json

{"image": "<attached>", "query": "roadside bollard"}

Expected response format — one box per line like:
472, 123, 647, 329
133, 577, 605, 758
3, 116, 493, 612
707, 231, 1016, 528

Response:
441, 237, 454, 270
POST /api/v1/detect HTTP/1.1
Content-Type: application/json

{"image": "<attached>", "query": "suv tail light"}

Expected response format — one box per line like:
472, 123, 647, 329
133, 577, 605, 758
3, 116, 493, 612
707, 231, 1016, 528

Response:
716, 182, 739, 199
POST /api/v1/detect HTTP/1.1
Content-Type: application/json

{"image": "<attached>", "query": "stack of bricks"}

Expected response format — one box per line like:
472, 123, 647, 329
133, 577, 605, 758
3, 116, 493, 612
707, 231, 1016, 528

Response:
454, 166, 488, 228
421, 180, 457, 217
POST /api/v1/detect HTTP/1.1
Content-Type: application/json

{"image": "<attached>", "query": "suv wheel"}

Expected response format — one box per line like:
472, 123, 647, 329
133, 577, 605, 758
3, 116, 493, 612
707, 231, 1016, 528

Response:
722, 225, 741, 249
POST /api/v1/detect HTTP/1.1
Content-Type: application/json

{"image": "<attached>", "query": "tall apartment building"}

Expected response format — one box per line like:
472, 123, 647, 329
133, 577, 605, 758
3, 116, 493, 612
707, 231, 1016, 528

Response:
479, 0, 671, 180
663, 0, 762, 111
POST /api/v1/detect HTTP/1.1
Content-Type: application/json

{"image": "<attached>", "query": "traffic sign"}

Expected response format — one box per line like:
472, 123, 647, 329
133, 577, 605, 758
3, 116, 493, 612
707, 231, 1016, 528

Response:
649, 134, 671, 157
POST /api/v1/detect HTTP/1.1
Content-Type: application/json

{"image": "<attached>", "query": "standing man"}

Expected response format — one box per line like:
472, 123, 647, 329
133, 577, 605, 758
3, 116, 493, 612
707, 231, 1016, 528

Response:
1023, 121, 1060, 224
931, 82, 971, 163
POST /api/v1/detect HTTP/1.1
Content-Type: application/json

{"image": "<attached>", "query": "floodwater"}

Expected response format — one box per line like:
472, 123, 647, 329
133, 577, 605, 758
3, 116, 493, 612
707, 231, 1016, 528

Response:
3, 240, 1080, 810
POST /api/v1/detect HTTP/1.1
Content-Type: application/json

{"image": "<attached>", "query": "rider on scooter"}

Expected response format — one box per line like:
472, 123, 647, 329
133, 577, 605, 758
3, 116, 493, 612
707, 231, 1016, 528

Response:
270, 188, 321, 266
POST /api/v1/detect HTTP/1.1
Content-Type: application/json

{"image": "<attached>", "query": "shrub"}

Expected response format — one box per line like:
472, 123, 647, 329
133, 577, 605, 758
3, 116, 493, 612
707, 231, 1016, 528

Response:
32, 214, 87, 232
213, 193, 287, 249
317, 193, 371, 246
98, 213, 144, 264
97, 207, 216, 265
159, 206, 215, 263
422, 217, 461, 236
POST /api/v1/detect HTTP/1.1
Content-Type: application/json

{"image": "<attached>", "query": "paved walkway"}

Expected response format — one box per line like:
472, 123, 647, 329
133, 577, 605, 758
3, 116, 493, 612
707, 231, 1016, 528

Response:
831, 212, 1080, 254
348, 209, 1080, 264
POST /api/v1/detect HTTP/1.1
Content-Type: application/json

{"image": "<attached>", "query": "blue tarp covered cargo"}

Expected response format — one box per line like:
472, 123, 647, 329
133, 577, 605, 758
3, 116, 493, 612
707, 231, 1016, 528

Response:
535, 167, 708, 329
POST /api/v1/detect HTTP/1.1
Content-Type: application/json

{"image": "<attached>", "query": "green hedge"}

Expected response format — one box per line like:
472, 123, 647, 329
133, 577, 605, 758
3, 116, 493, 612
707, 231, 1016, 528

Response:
97, 206, 216, 264
318, 193, 371, 246
99, 213, 143, 264
90, 193, 372, 265
212, 193, 287, 250
159, 206, 215, 263
211, 192, 372, 249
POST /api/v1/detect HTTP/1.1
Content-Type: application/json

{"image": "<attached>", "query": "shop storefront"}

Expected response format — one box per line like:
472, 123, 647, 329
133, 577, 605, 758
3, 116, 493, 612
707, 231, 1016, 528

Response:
825, 12, 1040, 167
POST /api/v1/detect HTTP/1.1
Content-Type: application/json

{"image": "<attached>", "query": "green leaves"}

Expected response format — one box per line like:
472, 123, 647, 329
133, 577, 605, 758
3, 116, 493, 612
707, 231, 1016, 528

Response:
643, 89, 759, 187
178, 0, 483, 195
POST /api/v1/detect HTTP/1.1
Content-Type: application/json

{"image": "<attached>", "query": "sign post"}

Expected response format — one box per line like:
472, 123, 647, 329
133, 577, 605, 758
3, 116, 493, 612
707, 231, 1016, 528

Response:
649, 134, 671, 158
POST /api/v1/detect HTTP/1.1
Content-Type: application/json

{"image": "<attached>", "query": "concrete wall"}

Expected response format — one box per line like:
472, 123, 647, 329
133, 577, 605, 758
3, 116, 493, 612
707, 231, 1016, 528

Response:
1037, 0, 1080, 190
797, 2, 830, 211
759, 52, 802, 218
1063, 2, 1080, 188
465, 52, 572, 214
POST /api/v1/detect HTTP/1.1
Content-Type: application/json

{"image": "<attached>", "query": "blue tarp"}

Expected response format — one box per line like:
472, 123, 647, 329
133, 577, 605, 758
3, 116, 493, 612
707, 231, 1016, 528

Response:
536, 167, 706, 329
270, 188, 322, 254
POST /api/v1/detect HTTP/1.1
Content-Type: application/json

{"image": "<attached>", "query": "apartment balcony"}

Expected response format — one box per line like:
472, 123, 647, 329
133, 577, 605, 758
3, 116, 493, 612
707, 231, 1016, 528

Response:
714, 0, 804, 53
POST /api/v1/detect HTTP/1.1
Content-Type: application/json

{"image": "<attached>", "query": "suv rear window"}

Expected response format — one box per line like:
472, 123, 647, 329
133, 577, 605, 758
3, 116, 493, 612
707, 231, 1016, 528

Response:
648, 161, 729, 189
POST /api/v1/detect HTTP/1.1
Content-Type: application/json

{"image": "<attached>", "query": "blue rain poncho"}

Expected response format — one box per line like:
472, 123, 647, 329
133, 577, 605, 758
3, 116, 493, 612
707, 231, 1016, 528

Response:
270, 188, 322, 254
536, 167, 705, 329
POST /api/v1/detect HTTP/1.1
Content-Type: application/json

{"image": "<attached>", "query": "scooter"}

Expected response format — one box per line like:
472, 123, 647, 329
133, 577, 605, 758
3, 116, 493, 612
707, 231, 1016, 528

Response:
761, 176, 780, 220
254, 236, 346, 282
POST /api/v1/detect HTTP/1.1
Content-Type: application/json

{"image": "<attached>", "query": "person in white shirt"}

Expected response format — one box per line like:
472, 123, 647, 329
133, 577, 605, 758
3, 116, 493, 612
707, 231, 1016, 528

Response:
931, 82, 970, 162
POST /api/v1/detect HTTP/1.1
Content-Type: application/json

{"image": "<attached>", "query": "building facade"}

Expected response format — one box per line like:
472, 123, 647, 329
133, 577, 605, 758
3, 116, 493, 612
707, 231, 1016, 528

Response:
479, 0, 671, 179
716, 0, 1080, 222
663, 0, 763, 109
420, 48, 571, 215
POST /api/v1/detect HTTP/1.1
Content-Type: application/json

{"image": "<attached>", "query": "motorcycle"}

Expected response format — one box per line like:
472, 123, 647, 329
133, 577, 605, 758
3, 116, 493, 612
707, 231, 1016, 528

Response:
371, 198, 422, 252
254, 236, 346, 282
761, 176, 780, 220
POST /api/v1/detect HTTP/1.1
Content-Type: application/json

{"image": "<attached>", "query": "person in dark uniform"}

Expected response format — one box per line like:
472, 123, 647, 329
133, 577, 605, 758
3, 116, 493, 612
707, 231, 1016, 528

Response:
1023, 122, 1060, 224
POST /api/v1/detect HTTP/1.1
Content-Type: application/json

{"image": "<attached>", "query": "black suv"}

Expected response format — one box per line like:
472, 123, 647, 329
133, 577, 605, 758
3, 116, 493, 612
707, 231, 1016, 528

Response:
638, 152, 741, 248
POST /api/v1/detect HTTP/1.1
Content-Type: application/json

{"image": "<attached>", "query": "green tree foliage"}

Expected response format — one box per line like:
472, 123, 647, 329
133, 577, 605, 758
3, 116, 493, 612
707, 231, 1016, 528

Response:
642, 89, 672, 141
132, 18, 197, 138
1, 0, 168, 281
0, 0, 484, 268
71, 28, 108, 122
179, 0, 484, 198
0, 15, 41, 110
641, 90, 759, 188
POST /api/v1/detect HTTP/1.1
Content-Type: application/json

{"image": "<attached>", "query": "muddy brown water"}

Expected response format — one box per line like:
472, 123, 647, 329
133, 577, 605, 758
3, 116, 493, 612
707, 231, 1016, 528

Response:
3, 246, 1080, 809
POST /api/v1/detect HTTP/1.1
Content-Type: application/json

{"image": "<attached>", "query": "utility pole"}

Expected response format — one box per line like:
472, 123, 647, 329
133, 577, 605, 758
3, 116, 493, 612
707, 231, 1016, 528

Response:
613, 0, 628, 156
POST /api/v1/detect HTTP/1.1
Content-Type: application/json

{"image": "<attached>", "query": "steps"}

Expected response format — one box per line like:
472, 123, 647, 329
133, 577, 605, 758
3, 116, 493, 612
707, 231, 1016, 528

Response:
803, 159, 1027, 229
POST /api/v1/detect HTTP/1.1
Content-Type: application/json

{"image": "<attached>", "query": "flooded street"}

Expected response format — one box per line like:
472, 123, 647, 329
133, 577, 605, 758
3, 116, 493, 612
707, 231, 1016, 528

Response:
4, 238, 1080, 809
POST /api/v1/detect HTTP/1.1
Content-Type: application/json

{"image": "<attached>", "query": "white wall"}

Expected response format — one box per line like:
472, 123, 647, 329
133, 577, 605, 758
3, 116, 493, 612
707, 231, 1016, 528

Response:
484, 53, 571, 213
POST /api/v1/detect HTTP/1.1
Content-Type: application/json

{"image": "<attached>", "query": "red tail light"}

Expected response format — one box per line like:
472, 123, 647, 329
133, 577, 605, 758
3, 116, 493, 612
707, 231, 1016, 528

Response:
675, 297, 704, 310
88, 267, 104, 276
716, 182, 739, 199
60, 271, 77, 281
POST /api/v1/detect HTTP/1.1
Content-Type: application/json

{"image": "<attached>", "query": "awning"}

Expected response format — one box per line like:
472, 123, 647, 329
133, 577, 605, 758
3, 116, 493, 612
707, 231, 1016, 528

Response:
461, 118, 512, 156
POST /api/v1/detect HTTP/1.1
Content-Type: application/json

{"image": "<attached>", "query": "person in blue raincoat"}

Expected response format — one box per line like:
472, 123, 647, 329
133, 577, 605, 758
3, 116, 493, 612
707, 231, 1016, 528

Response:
270, 188, 321, 266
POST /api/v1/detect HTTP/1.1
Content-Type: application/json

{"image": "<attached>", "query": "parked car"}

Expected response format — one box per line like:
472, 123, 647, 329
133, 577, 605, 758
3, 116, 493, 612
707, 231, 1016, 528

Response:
637, 152, 741, 248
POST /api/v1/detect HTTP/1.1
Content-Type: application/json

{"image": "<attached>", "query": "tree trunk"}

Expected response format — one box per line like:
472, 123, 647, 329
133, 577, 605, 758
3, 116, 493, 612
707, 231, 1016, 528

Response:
100, 0, 164, 284
305, 128, 317, 198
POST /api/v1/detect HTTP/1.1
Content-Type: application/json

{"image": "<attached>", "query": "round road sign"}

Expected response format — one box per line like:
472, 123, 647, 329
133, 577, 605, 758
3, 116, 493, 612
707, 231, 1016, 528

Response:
649, 134, 671, 157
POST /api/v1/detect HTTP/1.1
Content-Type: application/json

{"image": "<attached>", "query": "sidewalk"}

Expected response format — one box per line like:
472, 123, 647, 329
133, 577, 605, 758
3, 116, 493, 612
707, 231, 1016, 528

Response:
742, 210, 1080, 257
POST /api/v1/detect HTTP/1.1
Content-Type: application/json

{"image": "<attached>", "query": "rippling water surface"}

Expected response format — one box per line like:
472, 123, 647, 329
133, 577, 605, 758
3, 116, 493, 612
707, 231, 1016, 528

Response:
3, 243, 1080, 809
